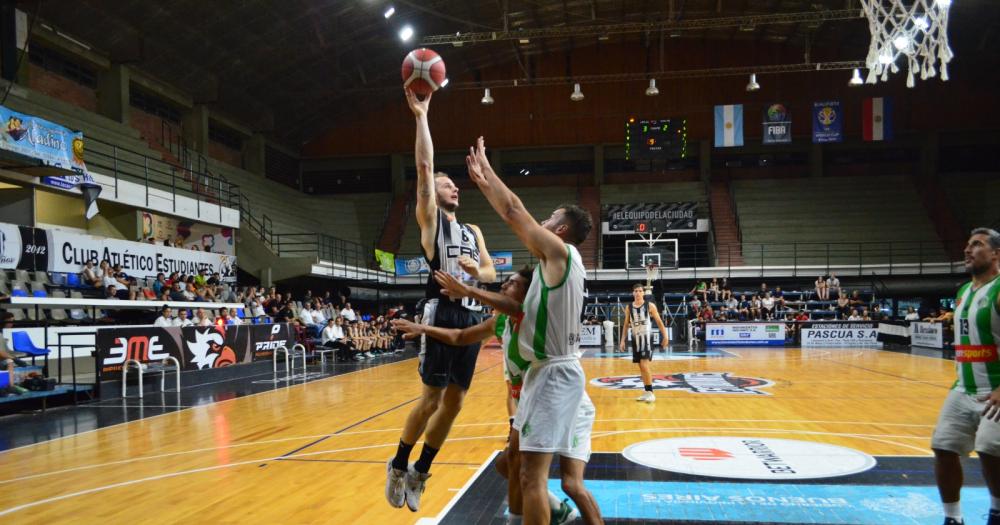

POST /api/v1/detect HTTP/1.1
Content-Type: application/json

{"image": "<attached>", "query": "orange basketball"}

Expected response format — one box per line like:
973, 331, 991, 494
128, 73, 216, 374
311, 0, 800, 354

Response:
401, 48, 447, 96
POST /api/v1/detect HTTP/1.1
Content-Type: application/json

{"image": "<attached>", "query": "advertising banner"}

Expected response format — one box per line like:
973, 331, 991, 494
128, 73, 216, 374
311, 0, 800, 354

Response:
910, 322, 944, 349
580, 325, 601, 346
138, 211, 235, 256
395, 255, 430, 276
602, 202, 699, 233
705, 323, 785, 346
812, 101, 843, 143
95, 323, 292, 378
0, 104, 90, 178
492, 251, 513, 271
801, 322, 881, 347
762, 103, 791, 144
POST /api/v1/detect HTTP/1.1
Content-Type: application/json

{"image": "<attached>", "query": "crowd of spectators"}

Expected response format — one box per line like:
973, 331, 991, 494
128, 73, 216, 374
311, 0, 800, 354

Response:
685, 278, 885, 323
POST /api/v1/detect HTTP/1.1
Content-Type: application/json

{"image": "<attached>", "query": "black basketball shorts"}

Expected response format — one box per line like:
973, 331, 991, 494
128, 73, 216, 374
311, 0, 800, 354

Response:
631, 334, 652, 363
419, 299, 483, 389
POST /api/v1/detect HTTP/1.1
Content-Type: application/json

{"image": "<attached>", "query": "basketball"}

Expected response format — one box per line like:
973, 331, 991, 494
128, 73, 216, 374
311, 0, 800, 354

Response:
401, 48, 447, 96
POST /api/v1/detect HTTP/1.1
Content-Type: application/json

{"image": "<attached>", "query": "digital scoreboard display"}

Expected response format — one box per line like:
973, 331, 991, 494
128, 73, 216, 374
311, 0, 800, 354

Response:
625, 118, 688, 161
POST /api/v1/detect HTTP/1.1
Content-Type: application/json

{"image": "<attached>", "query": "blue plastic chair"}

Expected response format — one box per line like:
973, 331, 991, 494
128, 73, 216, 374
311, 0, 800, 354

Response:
32, 290, 47, 298
11, 289, 27, 297
11, 331, 50, 367
51, 273, 66, 286
66, 273, 81, 288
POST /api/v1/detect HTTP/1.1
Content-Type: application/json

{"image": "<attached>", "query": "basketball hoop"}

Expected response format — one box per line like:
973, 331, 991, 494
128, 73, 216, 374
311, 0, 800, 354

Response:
644, 260, 659, 293
860, 0, 953, 87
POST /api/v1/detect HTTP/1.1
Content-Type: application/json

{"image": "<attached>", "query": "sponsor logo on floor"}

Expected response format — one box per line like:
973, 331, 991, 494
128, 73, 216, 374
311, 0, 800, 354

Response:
590, 372, 774, 395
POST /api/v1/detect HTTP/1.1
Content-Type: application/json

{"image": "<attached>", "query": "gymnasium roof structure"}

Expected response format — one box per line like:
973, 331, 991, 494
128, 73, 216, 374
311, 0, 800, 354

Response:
18, 0, 1000, 147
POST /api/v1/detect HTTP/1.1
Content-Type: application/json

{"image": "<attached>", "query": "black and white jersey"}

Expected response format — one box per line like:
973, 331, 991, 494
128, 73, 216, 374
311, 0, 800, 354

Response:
629, 301, 652, 350
424, 209, 482, 311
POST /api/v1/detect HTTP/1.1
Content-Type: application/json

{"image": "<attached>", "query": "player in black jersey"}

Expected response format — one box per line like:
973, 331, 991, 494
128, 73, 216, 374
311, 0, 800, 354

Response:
386, 88, 496, 513
619, 283, 669, 403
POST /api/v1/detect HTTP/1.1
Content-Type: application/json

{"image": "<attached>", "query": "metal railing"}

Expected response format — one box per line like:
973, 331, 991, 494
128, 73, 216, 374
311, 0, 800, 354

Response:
84, 135, 240, 221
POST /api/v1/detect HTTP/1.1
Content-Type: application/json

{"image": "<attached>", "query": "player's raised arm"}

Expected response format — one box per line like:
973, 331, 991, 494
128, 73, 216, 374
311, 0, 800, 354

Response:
435, 270, 519, 316
392, 317, 496, 347
465, 137, 567, 266
406, 88, 439, 257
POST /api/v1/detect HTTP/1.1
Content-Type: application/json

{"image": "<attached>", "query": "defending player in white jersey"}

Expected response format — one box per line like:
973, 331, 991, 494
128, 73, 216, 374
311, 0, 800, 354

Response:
619, 283, 669, 403
465, 136, 602, 525
386, 88, 496, 513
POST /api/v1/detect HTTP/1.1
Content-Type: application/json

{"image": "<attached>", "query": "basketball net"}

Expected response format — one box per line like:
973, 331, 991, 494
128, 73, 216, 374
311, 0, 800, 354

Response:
860, 0, 953, 87
639, 231, 662, 295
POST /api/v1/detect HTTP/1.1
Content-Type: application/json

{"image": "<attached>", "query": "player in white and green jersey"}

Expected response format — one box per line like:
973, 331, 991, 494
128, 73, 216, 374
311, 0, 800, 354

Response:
931, 228, 1000, 525
465, 136, 602, 525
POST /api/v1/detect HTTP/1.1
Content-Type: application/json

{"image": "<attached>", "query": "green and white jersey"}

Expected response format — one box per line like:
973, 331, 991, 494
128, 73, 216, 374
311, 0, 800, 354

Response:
953, 274, 1000, 396
495, 313, 530, 387
518, 244, 586, 363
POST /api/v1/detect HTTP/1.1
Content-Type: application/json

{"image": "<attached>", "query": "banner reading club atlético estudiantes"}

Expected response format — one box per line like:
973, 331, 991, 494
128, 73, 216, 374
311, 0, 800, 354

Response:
0, 221, 236, 281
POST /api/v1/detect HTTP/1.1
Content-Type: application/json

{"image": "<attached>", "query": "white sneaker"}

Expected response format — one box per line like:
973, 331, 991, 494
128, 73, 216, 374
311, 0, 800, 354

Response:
365, 352, 374, 358
548, 491, 579, 524
636, 390, 655, 403
404, 464, 431, 512
385, 458, 406, 508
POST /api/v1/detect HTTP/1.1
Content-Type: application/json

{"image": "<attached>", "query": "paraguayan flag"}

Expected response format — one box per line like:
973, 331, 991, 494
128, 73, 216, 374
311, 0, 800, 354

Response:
714, 104, 744, 147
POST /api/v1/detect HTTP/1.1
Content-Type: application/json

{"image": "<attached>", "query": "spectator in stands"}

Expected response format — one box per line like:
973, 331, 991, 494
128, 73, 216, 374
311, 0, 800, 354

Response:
228, 308, 243, 324
321, 318, 355, 361
708, 278, 721, 302
82, 260, 102, 288
836, 293, 851, 319
104, 271, 133, 300
795, 309, 810, 323
773, 287, 786, 310
183, 282, 199, 302
720, 278, 732, 301
848, 309, 861, 321
175, 308, 193, 327
340, 302, 357, 323
322, 291, 334, 305
724, 295, 738, 312
215, 307, 232, 326
849, 290, 864, 308
194, 308, 212, 326
312, 302, 328, 326
750, 294, 763, 320
815, 275, 829, 301
194, 269, 208, 288
105, 285, 120, 301
699, 306, 715, 322
785, 312, 799, 341
276, 302, 293, 322
761, 292, 776, 320
154, 306, 174, 327
250, 299, 266, 318
759, 282, 769, 296
905, 306, 920, 321
206, 272, 221, 287
925, 307, 954, 324
688, 295, 702, 319
717, 305, 730, 321
737, 295, 751, 320
163, 237, 172, 247
168, 282, 186, 302
152, 273, 167, 296
299, 306, 318, 334
827, 273, 841, 298
689, 281, 708, 304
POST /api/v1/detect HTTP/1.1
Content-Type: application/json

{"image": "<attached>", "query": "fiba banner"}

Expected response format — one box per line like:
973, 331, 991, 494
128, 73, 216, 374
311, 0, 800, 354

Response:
603, 202, 698, 233
910, 322, 944, 349
762, 103, 791, 144
706, 323, 785, 346
812, 101, 843, 143
1, 105, 102, 218
95, 323, 292, 378
49, 228, 236, 282
395, 255, 430, 276
801, 321, 881, 347
138, 211, 235, 256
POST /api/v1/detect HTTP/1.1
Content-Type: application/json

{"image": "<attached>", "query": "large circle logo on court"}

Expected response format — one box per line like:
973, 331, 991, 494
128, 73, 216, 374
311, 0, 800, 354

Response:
623, 437, 876, 480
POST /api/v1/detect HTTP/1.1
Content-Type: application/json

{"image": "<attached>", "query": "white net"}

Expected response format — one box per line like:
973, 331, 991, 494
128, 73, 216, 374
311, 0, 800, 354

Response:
860, 0, 953, 87
644, 262, 659, 292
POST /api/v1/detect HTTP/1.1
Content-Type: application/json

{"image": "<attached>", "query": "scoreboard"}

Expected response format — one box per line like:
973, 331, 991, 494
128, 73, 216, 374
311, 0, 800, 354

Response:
625, 118, 687, 161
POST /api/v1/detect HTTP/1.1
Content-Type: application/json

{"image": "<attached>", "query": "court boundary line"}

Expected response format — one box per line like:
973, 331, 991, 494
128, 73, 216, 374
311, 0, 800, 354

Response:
0, 357, 418, 456
417, 449, 501, 525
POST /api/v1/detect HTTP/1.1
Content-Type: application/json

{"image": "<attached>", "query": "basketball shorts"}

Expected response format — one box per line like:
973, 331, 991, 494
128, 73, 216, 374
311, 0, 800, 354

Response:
418, 299, 482, 389
931, 389, 1000, 457
631, 333, 652, 363
514, 359, 594, 462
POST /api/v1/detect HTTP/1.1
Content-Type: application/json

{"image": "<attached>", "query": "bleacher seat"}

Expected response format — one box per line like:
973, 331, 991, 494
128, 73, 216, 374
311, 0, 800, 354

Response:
33, 271, 50, 285
66, 273, 81, 288
68, 291, 90, 320
11, 289, 27, 297
14, 270, 29, 283
50, 273, 66, 287
11, 332, 50, 367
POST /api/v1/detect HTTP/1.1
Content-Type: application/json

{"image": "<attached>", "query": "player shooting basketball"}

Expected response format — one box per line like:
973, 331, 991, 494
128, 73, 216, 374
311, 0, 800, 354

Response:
619, 283, 669, 403
385, 88, 496, 513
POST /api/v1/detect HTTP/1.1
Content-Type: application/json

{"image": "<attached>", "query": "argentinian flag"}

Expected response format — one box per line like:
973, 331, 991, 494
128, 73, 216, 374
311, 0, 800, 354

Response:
714, 104, 744, 148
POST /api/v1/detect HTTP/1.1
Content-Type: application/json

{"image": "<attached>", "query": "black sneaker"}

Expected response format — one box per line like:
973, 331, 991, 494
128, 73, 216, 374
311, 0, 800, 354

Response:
987, 509, 1000, 525
943, 518, 964, 525
13, 358, 28, 367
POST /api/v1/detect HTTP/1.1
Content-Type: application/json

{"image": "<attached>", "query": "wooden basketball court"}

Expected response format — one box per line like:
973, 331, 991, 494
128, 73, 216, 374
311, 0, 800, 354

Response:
0, 347, 957, 523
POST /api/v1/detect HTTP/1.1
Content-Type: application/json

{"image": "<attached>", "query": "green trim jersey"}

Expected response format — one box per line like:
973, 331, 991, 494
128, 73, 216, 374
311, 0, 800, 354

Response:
518, 244, 586, 363
953, 274, 1000, 396
495, 313, 530, 387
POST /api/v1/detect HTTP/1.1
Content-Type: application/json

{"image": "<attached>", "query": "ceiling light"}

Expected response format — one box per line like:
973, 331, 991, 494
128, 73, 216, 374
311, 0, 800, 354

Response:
399, 25, 413, 42
645, 79, 659, 96
849, 68, 864, 86
481, 88, 494, 105
745, 73, 760, 92
519, 38, 530, 44
570, 83, 584, 102
383, 6, 395, 19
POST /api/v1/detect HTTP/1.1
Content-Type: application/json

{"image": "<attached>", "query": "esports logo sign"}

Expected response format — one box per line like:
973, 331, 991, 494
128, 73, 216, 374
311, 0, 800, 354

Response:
185, 327, 237, 369
101, 332, 175, 372
623, 437, 877, 480
590, 372, 774, 395
253, 323, 289, 359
